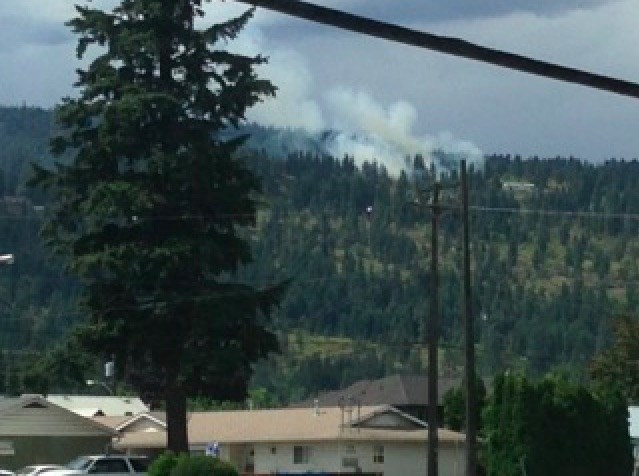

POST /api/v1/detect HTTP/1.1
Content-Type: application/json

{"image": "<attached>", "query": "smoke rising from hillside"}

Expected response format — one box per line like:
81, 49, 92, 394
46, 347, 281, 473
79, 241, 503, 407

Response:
324, 88, 483, 175
223, 12, 484, 175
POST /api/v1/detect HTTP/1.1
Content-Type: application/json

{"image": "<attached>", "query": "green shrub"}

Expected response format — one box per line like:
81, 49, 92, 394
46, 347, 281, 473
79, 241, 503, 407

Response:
163, 454, 237, 476
148, 453, 178, 476
209, 458, 238, 476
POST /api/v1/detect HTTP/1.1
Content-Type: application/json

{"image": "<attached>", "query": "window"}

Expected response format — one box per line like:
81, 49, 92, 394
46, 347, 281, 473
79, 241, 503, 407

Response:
342, 457, 359, 468
89, 459, 129, 474
129, 458, 150, 473
67, 457, 92, 471
373, 445, 384, 464
0, 441, 14, 456
293, 445, 311, 464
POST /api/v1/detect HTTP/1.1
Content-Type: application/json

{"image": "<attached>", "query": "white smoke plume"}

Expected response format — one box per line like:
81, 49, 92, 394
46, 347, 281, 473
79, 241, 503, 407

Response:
209, 4, 483, 175
324, 88, 483, 175
249, 48, 325, 132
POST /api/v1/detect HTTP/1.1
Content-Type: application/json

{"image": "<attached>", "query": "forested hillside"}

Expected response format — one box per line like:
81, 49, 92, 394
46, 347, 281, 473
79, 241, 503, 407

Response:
1, 105, 639, 402
0, 107, 79, 370
245, 152, 639, 400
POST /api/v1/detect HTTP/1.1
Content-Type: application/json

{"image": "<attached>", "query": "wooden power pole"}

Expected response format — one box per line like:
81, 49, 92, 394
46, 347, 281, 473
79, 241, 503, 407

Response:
461, 160, 478, 476
423, 163, 477, 476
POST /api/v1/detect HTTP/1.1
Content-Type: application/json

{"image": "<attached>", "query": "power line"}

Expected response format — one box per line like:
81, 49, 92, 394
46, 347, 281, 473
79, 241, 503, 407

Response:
3, 204, 639, 223
469, 205, 639, 221
233, 0, 639, 99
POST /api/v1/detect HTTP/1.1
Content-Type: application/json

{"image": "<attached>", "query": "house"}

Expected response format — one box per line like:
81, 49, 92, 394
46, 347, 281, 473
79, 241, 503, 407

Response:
501, 181, 535, 192
44, 395, 149, 418
95, 405, 467, 476
290, 374, 459, 422
0, 395, 115, 469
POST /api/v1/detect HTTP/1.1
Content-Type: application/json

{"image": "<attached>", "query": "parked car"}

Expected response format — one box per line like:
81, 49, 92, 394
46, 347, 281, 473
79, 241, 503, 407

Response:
45, 456, 149, 476
15, 465, 64, 476
0, 470, 14, 476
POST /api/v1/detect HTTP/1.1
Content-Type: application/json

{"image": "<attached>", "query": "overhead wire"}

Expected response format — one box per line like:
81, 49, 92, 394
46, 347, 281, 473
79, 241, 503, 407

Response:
4, 204, 639, 222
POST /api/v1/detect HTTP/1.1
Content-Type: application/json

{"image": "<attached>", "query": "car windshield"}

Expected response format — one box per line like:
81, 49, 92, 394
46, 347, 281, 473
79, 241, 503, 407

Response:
66, 458, 92, 471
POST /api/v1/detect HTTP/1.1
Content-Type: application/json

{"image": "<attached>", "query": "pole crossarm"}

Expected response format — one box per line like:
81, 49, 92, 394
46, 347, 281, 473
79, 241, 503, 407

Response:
234, 0, 639, 99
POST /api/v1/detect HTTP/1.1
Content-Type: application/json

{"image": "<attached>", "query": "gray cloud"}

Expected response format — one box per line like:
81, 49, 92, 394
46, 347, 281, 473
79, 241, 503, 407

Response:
261, 0, 639, 161
1, 0, 637, 163
339, 0, 622, 23
0, 14, 71, 52
252, 0, 623, 40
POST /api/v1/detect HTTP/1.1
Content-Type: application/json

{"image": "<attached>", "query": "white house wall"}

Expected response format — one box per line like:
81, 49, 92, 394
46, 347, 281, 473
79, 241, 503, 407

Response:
249, 440, 465, 476
254, 442, 338, 474
382, 441, 465, 476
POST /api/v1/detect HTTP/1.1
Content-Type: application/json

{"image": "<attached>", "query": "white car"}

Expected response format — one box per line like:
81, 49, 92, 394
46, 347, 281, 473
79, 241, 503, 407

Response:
16, 466, 64, 476
46, 456, 148, 476
0, 470, 14, 476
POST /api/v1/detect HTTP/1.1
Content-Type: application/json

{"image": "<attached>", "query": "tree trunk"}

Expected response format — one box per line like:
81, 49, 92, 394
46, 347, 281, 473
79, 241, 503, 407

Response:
166, 382, 189, 453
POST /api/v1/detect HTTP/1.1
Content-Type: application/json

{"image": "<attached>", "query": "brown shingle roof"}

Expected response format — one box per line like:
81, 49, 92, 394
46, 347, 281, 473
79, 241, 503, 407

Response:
291, 374, 459, 408
111, 406, 465, 450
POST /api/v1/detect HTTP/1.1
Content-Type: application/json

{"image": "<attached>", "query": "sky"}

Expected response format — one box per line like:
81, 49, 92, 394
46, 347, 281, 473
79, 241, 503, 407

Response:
1, 0, 639, 163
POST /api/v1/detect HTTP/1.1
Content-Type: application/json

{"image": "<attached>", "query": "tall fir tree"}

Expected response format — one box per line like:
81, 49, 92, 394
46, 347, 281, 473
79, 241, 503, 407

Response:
30, 0, 283, 451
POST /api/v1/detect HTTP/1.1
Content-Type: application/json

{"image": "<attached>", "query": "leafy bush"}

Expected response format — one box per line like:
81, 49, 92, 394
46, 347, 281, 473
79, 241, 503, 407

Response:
148, 453, 178, 476
150, 453, 238, 476
209, 459, 238, 476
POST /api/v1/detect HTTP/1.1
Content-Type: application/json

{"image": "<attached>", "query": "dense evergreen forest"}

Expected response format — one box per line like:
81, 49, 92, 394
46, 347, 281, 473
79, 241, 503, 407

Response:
1, 105, 639, 403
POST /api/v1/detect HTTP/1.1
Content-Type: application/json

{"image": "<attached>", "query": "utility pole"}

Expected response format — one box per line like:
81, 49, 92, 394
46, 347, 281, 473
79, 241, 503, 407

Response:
418, 166, 476, 476
461, 160, 478, 476
427, 182, 441, 476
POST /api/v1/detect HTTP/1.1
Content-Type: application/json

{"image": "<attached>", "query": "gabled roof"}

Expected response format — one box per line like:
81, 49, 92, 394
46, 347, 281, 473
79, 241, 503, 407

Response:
94, 412, 166, 432
0, 395, 116, 437
115, 412, 167, 432
45, 395, 149, 417
349, 405, 427, 430
291, 374, 459, 408
110, 405, 465, 451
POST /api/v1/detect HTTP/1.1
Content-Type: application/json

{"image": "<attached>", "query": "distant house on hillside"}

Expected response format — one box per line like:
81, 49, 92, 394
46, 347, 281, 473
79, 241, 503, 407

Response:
44, 395, 149, 418
290, 374, 459, 422
502, 180, 535, 192
95, 405, 466, 476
